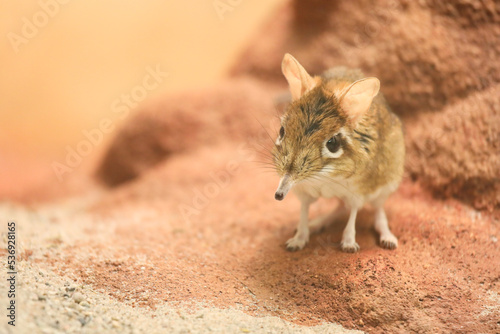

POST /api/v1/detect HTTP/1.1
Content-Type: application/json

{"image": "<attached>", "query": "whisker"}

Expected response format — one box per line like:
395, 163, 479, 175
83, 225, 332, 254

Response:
250, 113, 278, 146
252, 142, 275, 157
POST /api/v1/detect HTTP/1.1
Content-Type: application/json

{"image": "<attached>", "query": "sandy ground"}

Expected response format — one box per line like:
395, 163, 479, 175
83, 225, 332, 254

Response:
0, 200, 359, 334
2, 142, 498, 333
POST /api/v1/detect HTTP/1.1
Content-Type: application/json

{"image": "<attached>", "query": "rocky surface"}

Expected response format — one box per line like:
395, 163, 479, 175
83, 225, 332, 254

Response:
230, 0, 500, 211
233, 0, 500, 115
406, 84, 500, 211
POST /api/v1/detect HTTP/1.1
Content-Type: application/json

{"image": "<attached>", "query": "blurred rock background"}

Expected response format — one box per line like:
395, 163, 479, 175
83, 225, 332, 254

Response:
99, 0, 500, 211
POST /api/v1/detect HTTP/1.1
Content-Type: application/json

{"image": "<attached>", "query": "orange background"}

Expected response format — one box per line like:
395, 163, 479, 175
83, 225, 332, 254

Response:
0, 0, 283, 166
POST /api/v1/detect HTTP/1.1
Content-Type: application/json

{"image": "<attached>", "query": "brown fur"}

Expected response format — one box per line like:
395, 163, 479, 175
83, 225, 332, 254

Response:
273, 67, 405, 196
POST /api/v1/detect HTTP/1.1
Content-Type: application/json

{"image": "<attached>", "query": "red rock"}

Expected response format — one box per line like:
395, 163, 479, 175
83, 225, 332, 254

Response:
97, 1, 500, 210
